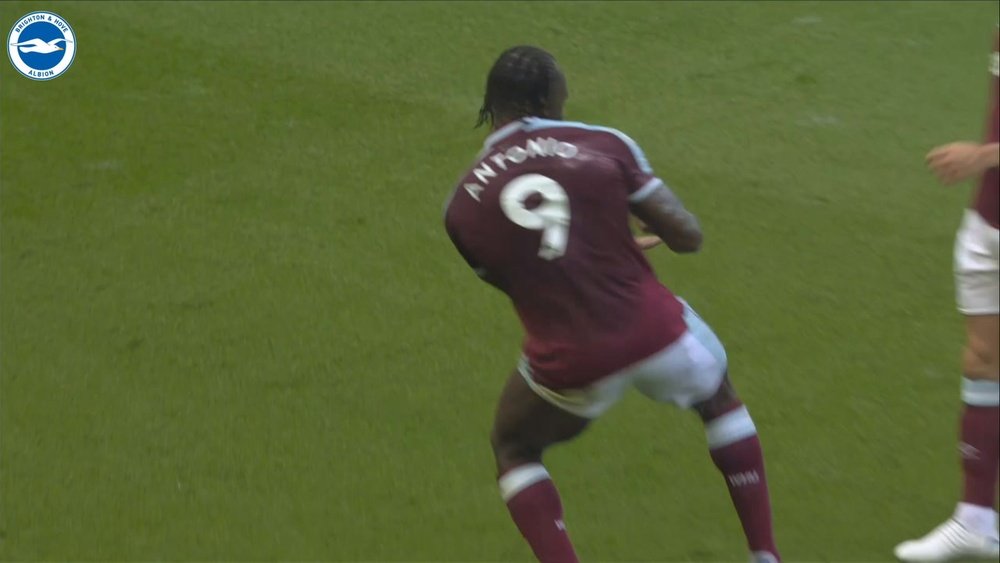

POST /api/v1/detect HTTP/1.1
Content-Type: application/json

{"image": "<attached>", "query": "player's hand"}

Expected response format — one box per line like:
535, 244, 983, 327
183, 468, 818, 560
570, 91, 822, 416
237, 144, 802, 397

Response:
926, 142, 993, 185
634, 235, 663, 250
632, 220, 662, 250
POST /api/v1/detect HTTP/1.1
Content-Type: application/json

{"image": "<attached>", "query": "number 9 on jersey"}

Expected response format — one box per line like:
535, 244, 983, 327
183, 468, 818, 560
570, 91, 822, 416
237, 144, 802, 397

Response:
499, 174, 571, 260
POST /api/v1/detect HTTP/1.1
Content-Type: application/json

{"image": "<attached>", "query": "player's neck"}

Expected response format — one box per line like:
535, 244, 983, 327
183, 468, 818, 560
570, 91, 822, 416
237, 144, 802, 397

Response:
492, 117, 518, 132
494, 112, 564, 131
492, 113, 563, 132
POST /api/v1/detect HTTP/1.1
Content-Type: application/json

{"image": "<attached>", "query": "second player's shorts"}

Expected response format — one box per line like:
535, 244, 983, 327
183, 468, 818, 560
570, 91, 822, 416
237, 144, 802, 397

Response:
954, 209, 1000, 316
517, 299, 727, 419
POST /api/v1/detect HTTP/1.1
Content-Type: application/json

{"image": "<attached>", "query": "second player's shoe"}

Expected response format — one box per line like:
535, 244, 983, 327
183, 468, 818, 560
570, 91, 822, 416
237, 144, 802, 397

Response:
894, 518, 1000, 562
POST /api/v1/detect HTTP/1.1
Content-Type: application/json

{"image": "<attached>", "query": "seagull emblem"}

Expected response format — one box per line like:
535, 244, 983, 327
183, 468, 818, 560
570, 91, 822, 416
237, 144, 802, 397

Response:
10, 37, 70, 54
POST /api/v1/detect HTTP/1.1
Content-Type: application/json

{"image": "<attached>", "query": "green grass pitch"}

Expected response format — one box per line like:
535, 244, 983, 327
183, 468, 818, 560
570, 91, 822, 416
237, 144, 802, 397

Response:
1, 1, 997, 560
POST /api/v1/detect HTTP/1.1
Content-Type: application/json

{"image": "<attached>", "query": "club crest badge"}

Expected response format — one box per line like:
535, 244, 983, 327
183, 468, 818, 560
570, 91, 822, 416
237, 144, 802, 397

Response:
8, 11, 76, 80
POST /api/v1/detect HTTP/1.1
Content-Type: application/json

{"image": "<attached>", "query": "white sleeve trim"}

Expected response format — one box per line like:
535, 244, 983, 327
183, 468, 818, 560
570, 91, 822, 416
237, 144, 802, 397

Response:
628, 178, 665, 203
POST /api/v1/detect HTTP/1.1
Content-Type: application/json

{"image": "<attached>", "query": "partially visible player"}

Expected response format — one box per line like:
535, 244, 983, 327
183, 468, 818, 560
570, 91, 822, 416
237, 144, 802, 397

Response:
444, 46, 780, 563
894, 29, 1000, 563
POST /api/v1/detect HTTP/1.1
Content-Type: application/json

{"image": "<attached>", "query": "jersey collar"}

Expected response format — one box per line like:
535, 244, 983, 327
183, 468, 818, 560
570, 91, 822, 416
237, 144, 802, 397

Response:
483, 119, 526, 150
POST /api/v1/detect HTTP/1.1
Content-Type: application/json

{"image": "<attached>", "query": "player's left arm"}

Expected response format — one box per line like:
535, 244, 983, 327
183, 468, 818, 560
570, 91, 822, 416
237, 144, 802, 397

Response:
607, 129, 702, 253
926, 141, 1000, 185
630, 184, 703, 253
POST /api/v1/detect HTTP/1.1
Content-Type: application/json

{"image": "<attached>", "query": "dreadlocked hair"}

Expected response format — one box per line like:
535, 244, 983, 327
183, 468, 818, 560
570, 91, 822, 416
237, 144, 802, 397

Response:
476, 46, 559, 128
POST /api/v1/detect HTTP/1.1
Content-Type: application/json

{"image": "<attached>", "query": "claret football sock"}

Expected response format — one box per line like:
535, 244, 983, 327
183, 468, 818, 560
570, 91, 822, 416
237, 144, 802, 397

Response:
498, 463, 579, 563
893, 378, 1000, 562
957, 378, 1000, 536
704, 405, 780, 562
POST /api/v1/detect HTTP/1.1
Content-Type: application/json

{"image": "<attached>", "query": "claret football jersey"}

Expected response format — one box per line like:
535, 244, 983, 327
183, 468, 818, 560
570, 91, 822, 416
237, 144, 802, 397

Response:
445, 118, 688, 389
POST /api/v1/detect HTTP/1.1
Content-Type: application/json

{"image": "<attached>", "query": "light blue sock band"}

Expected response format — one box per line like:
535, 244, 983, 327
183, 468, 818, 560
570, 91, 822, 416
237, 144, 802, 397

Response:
961, 377, 1000, 407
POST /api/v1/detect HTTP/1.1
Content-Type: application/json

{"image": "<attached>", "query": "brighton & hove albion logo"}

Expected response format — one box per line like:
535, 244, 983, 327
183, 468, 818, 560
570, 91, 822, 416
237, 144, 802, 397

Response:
8, 11, 76, 80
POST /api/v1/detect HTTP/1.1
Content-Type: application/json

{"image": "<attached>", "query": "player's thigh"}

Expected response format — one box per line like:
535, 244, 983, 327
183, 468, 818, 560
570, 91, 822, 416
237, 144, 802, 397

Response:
953, 210, 999, 318
963, 314, 1000, 380
632, 301, 727, 408
491, 370, 591, 457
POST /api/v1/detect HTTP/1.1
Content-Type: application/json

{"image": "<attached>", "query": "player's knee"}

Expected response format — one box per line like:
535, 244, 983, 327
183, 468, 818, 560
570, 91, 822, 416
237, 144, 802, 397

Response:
490, 428, 541, 469
693, 375, 741, 422
962, 340, 999, 381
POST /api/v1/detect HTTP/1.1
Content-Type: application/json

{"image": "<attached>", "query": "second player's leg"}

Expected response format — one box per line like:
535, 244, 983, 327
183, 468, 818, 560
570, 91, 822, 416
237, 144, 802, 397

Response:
962, 313, 999, 381
491, 370, 591, 563
951, 220, 999, 548
957, 313, 999, 531
895, 318, 1000, 563
894, 215, 1000, 563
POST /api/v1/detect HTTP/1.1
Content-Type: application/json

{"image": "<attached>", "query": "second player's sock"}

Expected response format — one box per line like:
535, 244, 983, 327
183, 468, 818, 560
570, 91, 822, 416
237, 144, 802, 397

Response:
499, 463, 579, 563
956, 378, 1000, 537
705, 405, 780, 561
